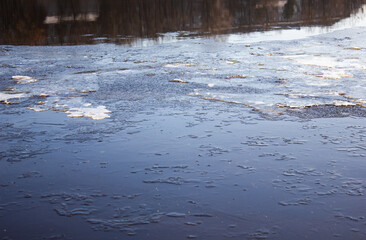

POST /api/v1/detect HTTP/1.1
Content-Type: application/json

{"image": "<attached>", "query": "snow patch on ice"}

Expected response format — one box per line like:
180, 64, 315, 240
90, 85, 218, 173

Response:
66, 105, 111, 120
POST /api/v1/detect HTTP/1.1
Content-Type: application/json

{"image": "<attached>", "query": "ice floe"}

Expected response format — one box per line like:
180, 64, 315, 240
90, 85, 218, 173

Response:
66, 105, 111, 120
0, 92, 26, 101
12, 76, 37, 84
320, 69, 353, 79
333, 101, 356, 107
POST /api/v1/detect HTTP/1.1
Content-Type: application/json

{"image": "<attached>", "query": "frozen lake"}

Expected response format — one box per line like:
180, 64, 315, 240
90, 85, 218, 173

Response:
1, 0, 366, 239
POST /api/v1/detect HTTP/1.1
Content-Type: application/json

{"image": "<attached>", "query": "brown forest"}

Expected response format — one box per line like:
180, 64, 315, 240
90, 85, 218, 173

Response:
0, 0, 364, 45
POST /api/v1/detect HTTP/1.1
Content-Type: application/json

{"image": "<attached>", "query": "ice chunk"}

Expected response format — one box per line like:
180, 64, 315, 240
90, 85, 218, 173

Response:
287, 55, 340, 68
12, 76, 37, 84
333, 101, 356, 107
0, 92, 26, 101
66, 105, 111, 120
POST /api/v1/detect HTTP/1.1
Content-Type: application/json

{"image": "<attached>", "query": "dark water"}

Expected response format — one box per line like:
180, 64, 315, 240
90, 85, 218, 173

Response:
0, 0, 365, 45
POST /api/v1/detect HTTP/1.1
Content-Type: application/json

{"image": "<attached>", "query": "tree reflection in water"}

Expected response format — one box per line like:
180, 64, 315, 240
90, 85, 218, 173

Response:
0, 0, 364, 45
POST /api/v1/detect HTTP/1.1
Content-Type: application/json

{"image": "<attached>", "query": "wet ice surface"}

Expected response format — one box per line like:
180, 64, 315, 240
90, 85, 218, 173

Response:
1, 25, 366, 240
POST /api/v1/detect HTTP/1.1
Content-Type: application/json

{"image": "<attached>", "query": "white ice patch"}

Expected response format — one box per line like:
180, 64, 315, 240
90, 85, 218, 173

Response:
286, 55, 341, 68
285, 55, 363, 70
12, 76, 37, 84
333, 101, 356, 107
225, 60, 238, 65
164, 64, 180, 68
305, 79, 331, 87
353, 98, 366, 107
320, 69, 353, 79
66, 105, 111, 120
247, 100, 267, 105
164, 63, 197, 68
116, 69, 133, 74
27, 106, 49, 112
0, 92, 26, 101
